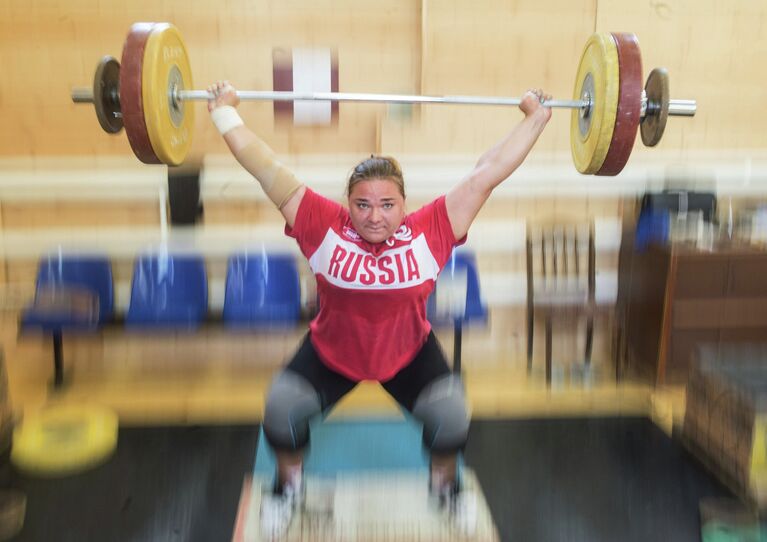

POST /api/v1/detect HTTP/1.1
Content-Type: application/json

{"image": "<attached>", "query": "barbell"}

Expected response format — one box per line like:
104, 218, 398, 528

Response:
71, 22, 697, 174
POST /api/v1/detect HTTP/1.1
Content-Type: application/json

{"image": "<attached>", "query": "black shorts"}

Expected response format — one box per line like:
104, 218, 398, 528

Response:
285, 331, 452, 413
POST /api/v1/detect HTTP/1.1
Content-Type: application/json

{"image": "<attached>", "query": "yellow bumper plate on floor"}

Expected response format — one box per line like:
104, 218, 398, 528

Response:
11, 404, 118, 476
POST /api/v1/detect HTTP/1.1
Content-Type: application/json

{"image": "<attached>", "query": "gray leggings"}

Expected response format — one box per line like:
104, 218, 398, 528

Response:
262, 332, 470, 454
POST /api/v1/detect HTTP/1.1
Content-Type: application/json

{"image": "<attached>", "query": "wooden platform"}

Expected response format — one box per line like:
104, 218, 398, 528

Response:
233, 469, 498, 542
234, 418, 499, 541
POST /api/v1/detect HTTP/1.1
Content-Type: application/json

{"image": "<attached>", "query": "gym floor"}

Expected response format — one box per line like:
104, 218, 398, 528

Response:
10, 417, 729, 542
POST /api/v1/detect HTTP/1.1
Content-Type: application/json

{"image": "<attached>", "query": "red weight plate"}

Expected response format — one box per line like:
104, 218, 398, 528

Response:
596, 33, 643, 176
120, 23, 162, 164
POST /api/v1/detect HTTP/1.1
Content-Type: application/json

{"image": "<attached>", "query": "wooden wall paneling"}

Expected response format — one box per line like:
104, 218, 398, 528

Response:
596, 0, 767, 153
202, 201, 282, 225
0, 0, 421, 158
0, 201, 159, 229
381, 0, 597, 155
0, 203, 5, 284
2, 0, 766, 160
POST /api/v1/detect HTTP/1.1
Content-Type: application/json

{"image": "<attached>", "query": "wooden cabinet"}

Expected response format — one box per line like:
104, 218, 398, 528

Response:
624, 244, 767, 385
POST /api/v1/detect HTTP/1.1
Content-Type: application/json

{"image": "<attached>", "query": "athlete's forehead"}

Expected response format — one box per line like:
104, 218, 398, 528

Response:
348, 179, 404, 200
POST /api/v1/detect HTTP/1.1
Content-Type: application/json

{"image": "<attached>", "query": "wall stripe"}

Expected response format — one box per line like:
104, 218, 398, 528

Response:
272, 47, 339, 125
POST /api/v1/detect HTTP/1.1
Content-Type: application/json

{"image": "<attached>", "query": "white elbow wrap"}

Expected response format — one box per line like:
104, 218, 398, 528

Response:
210, 106, 244, 135
234, 140, 303, 209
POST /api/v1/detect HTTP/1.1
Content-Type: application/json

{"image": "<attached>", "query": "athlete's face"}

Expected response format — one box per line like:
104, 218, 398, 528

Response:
348, 178, 406, 244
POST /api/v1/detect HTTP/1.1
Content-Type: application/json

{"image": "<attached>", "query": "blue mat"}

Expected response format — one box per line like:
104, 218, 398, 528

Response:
254, 417, 431, 477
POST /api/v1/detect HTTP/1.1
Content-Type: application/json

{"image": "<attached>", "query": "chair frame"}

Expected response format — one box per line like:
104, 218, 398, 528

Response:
526, 222, 596, 384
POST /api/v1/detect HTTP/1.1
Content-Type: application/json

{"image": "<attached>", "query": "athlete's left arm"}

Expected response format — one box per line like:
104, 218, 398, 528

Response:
445, 89, 551, 240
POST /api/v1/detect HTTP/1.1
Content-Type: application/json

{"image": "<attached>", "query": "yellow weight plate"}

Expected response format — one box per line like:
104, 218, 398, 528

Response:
570, 33, 620, 174
11, 404, 118, 476
141, 23, 195, 166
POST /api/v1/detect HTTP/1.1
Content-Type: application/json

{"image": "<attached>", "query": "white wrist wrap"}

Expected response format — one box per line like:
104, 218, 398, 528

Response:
211, 106, 244, 135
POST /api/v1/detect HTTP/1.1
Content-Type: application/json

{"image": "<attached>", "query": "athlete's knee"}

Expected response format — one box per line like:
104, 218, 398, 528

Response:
412, 374, 470, 453
262, 370, 321, 451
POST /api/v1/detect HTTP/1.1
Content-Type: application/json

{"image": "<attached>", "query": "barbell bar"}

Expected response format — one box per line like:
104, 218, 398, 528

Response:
72, 87, 697, 117
71, 22, 697, 173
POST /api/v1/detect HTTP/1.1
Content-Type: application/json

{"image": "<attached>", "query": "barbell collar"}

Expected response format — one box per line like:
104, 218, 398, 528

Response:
640, 93, 697, 118
667, 100, 696, 117
72, 88, 95, 103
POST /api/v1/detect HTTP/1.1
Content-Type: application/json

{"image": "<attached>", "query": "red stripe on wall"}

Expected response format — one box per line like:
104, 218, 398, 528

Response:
272, 47, 339, 125
272, 47, 293, 119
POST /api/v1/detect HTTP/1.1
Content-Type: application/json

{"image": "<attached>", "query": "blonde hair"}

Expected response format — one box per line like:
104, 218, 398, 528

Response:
346, 155, 405, 198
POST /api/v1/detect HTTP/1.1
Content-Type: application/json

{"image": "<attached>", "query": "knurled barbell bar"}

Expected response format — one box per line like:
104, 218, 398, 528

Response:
71, 22, 697, 174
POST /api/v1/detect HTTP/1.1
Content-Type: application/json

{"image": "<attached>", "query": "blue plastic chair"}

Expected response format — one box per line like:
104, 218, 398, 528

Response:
427, 249, 488, 373
223, 252, 301, 328
21, 253, 114, 387
635, 208, 670, 251
126, 253, 208, 328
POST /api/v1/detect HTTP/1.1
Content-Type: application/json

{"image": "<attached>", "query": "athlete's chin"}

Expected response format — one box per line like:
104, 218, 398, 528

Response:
361, 229, 390, 244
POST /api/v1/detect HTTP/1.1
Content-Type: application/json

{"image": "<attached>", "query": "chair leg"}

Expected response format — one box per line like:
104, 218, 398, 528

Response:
614, 315, 626, 382
545, 315, 552, 386
527, 307, 534, 373
453, 319, 462, 375
52, 330, 64, 388
585, 315, 594, 367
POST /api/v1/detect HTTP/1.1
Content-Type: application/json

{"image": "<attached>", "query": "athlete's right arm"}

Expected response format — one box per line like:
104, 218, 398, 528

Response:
208, 81, 306, 228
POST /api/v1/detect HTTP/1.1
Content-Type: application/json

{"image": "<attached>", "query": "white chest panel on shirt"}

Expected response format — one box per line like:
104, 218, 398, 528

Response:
308, 229, 440, 291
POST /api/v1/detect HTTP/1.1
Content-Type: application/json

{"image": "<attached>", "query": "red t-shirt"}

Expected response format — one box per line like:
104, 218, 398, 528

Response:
285, 188, 465, 381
